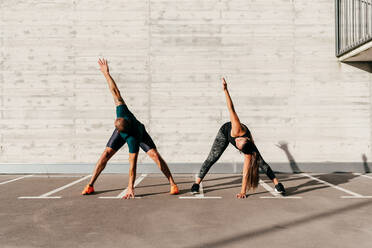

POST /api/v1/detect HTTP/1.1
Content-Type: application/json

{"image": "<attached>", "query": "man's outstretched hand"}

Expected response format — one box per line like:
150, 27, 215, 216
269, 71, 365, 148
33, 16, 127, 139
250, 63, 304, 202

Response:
98, 58, 109, 75
222, 77, 228, 91
122, 188, 135, 199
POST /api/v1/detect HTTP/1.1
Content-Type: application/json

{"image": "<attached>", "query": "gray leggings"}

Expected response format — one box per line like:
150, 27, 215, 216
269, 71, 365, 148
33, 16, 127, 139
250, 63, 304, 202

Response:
198, 126, 276, 180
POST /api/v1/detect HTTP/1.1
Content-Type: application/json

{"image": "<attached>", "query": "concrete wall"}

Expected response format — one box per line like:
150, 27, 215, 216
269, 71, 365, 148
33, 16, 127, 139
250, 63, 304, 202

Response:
0, 0, 371, 167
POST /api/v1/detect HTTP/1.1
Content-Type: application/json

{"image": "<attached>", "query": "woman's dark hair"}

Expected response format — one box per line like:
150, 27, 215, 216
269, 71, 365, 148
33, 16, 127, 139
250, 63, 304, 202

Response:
241, 136, 259, 190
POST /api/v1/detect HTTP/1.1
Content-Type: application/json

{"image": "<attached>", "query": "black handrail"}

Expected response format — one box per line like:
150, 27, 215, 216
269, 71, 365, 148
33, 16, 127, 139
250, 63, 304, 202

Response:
335, 0, 372, 57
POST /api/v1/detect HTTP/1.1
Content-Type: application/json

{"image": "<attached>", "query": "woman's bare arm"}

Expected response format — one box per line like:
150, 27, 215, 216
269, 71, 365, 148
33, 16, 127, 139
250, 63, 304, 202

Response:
222, 78, 244, 136
237, 154, 251, 198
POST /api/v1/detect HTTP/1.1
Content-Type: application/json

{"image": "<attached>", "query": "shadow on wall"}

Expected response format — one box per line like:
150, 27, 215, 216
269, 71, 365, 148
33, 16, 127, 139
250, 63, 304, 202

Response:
276, 141, 371, 174
362, 154, 370, 173
276, 141, 301, 173
344, 62, 372, 73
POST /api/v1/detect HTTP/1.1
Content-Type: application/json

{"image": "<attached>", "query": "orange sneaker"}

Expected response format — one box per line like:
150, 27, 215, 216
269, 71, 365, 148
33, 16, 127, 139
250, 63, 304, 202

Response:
81, 184, 95, 195
170, 185, 179, 195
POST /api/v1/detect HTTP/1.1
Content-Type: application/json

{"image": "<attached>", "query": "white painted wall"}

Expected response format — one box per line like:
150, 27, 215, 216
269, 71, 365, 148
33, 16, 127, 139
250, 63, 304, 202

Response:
0, 0, 371, 165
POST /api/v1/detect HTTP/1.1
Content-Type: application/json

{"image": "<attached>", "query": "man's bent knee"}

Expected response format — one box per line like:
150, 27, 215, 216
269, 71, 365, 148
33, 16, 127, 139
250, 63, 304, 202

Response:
147, 149, 159, 160
101, 147, 115, 163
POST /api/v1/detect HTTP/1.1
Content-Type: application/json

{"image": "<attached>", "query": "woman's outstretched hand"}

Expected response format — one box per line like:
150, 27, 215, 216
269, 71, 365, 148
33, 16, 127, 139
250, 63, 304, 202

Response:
98, 58, 109, 75
222, 77, 228, 91
236, 192, 246, 199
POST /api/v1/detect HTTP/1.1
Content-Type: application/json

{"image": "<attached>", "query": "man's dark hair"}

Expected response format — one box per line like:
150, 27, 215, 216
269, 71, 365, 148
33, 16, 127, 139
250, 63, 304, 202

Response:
115, 118, 131, 133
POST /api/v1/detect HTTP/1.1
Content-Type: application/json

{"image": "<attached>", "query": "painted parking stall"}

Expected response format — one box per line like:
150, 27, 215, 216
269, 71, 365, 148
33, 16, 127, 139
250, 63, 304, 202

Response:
179, 174, 223, 199
299, 173, 372, 199
99, 174, 147, 199
0, 173, 370, 200
18, 175, 91, 199
0, 175, 33, 185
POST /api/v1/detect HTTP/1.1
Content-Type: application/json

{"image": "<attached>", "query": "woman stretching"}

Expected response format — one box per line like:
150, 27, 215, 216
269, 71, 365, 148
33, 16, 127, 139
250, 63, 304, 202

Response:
191, 78, 286, 198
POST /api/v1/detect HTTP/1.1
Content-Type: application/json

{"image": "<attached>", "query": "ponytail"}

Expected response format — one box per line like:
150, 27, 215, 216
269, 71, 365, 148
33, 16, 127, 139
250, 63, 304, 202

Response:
242, 134, 259, 190
247, 151, 259, 190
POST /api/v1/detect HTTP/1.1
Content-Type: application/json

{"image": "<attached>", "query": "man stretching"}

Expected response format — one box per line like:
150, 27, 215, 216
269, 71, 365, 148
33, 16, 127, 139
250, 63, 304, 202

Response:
82, 59, 179, 198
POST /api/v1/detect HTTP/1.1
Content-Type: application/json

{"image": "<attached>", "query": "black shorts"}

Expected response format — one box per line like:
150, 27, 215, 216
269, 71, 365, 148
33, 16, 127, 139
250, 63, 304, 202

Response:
106, 128, 156, 153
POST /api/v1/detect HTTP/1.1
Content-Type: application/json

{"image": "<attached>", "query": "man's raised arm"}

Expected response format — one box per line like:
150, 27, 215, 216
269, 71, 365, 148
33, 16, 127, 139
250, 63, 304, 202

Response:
98, 58, 125, 106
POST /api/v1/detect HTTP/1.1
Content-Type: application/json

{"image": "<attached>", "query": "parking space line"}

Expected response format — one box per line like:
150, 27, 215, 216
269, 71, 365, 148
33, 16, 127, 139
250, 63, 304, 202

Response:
259, 179, 302, 199
0, 175, 33, 185
179, 174, 222, 199
196, 174, 205, 197
340, 196, 372, 199
17, 196, 62, 199
260, 196, 303, 199
31, 175, 85, 178
99, 174, 147, 199
39, 175, 90, 197
300, 173, 372, 198
259, 179, 281, 197
353, 173, 372, 180
179, 196, 222, 199
18, 175, 91, 199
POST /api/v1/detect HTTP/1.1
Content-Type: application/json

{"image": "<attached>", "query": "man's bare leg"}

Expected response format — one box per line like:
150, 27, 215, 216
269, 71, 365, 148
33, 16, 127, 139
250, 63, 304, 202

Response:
88, 147, 117, 186
146, 148, 176, 186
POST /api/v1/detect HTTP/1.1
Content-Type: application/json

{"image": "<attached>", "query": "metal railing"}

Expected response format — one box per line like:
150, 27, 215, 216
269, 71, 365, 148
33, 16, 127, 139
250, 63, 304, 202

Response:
336, 0, 372, 57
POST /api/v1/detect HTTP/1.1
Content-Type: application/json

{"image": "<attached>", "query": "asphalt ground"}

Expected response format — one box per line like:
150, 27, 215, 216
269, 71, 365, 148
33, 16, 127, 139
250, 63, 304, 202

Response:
1, 173, 372, 248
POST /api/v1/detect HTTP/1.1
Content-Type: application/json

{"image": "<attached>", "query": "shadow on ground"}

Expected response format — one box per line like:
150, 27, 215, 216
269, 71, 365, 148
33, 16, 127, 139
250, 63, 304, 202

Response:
184, 199, 372, 248
273, 141, 360, 196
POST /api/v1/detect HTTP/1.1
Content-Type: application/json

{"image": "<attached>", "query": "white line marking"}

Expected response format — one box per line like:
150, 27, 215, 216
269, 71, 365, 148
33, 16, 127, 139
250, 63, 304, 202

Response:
179, 196, 222, 199
260, 196, 302, 199
340, 196, 372, 199
300, 173, 364, 197
259, 179, 302, 199
18, 175, 90, 199
18, 196, 61, 199
353, 173, 372, 180
117, 174, 147, 198
31, 175, 85, 178
179, 174, 222, 199
40, 175, 90, 197
0, 175, 33, 185
99, 174, 147, 199
259, 179, 281, 197
99, 196, 143, 199
198, 174, 205, 197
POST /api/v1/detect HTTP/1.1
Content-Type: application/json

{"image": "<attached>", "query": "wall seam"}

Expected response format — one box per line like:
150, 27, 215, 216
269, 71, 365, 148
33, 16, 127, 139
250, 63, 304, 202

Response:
0, 0, 4, 157
147, 0, 152, 129
72, 0, 77, 161
369, 65, 372, 163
